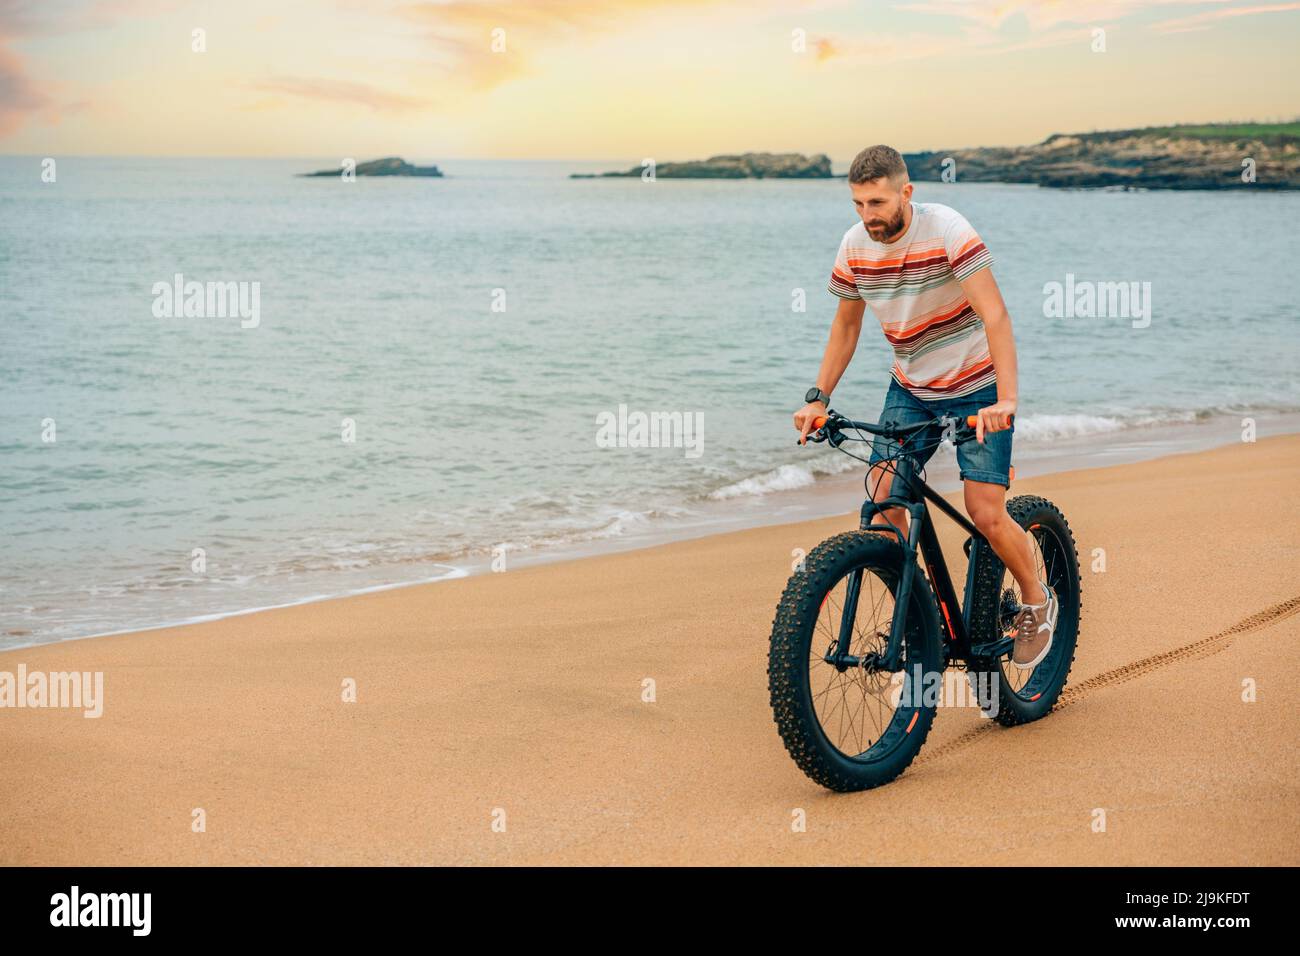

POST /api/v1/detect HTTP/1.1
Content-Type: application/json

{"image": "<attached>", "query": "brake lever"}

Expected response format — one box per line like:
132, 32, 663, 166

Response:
797, 413, 834, 447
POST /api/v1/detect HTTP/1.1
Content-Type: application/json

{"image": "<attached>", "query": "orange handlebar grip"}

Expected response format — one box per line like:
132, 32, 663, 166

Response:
965, 413, 1016, 428
813, 416, 827, 429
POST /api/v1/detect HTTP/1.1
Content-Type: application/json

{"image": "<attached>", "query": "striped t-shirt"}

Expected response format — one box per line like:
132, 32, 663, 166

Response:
828, 201, 996, 400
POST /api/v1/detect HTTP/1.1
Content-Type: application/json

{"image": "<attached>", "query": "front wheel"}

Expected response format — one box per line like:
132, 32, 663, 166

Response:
966, 495, 1082, 727
768, 530, 945, 792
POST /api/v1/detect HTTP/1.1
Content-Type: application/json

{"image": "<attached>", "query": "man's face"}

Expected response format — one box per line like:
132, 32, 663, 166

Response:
851, 177, 911, 242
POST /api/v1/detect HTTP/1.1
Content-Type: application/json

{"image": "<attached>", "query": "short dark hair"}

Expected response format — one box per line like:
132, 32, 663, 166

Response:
848, 145, 908, 185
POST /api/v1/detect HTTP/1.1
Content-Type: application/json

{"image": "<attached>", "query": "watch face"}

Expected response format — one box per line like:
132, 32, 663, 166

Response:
805, 387, 821, 403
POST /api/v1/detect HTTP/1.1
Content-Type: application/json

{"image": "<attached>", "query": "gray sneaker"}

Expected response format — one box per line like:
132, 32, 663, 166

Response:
1012, 581, 1057, 670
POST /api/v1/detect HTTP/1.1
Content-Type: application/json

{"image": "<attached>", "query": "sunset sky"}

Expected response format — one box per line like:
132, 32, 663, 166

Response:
2, 0, 1297, 161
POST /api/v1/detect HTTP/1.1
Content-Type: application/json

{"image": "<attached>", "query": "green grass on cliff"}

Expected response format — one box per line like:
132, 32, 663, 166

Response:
1094, 121, 1300, 142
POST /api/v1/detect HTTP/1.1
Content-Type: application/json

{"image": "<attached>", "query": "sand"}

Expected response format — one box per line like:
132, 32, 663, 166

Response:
2, 435, 1298, 866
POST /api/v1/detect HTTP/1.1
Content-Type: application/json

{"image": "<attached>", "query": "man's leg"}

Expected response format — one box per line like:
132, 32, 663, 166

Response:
963, 479, 1046, 606
864, 381, 934, 539
866, 463, 909, 538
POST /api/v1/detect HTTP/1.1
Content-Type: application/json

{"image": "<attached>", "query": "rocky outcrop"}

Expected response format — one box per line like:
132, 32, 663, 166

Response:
299, 157, 443, 178
902, 124, 1300, 189
573, 152, 834, 179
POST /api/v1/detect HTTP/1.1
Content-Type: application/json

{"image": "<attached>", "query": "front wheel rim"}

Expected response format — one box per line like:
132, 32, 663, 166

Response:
805, 565, 928, 762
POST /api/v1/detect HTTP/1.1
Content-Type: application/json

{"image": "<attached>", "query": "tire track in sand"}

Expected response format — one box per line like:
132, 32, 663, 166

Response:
914, 594, 1300, 766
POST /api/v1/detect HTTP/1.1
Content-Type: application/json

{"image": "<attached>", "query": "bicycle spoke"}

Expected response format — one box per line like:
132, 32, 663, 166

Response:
806, 566, 900, 757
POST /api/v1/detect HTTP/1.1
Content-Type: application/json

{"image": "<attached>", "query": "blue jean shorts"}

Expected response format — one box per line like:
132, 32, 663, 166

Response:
867, 378, 1013, 488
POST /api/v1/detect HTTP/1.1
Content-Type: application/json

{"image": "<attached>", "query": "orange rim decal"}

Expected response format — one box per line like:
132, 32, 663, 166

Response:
938, 599, 955, 639
905, 712, 919, 733
1028, 692, 1042, 701
927, 568, 957, 641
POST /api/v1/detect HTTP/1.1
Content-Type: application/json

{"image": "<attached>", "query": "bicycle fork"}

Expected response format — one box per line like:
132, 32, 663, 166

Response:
825, 496, 927, 674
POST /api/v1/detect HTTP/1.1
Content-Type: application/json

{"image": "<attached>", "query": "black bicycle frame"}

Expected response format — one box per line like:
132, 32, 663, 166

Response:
828, 446, 998, 673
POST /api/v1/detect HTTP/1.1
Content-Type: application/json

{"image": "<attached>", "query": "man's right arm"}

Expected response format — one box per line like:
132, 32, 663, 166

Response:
794, 297, 866, 444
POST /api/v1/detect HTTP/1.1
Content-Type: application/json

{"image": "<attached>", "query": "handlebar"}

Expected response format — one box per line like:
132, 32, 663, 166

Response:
800, 410, 1013, 446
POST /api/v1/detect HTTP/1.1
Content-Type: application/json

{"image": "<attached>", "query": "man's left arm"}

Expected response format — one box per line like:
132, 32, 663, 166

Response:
958, 268, 1017, 444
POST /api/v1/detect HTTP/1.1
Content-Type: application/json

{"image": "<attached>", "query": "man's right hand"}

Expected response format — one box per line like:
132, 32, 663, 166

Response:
794, 401, 828, 445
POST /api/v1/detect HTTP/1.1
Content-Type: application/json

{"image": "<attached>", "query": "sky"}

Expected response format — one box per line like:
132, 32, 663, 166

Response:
1, 0, 1297, 161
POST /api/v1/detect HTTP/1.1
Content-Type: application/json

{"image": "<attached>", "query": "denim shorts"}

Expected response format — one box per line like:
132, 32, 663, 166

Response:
867, 378, 1013, 488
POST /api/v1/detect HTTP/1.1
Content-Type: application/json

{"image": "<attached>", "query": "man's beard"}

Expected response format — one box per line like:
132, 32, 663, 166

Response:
865, 205, 906, 241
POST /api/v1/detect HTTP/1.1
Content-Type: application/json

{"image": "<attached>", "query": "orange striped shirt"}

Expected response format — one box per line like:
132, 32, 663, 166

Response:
829, 202, 996, 400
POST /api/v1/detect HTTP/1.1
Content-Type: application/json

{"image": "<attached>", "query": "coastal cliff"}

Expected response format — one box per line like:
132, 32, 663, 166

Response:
902, 123, 1300, 189
299, 157, 443, 178
572, 152, 834, 179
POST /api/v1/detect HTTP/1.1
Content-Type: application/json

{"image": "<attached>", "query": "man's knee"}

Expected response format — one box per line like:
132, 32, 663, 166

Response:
965, 494, 1006, 534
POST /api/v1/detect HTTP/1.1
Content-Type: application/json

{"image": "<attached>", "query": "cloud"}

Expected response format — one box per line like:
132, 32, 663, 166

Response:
0, 2, 43, 136
0, 0, 180, 139
1152, 0, 1300, 33
806, 29, 991, 64
895, 1, 1234, 32
0, 0, 181, 36
242, 0, 742, 111
397, 0, 715, 33
813, 37, 838, 61
250, 75, 431, 112
894, 0, 1300, 40
0, 45, 47, 135
804, 1, 1292, 67
394, 0, 748, 92
0, 42, 49, 137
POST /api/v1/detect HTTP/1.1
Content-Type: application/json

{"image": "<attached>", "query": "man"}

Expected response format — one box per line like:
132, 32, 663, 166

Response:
793, 144, 1057, 668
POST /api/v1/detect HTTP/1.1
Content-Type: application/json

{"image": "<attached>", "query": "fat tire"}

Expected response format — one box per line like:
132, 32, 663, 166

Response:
966, 495, 1082, 727
768, 530, 945, 792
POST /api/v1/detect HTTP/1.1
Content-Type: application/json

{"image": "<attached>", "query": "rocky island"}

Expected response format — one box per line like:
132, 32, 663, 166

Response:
902, 123, 1300, 190
299, 157, 443, 178
572, 151, 834, 179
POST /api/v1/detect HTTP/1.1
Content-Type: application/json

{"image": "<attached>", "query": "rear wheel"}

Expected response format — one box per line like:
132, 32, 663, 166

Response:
768, 531, 945, 792
966, 495, 1082, 726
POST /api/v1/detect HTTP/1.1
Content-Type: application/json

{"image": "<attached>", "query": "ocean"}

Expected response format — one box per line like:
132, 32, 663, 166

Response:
2, 156, 1298, 647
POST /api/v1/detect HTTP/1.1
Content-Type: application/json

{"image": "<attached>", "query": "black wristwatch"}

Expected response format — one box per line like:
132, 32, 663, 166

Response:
805, 386, 831, 407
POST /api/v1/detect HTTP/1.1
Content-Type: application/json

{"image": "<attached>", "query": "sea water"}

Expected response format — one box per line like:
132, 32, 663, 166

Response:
2, 156, 1297, 645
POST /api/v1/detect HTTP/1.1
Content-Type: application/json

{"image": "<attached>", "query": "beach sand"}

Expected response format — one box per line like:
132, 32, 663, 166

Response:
2, 435, 1298, 866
